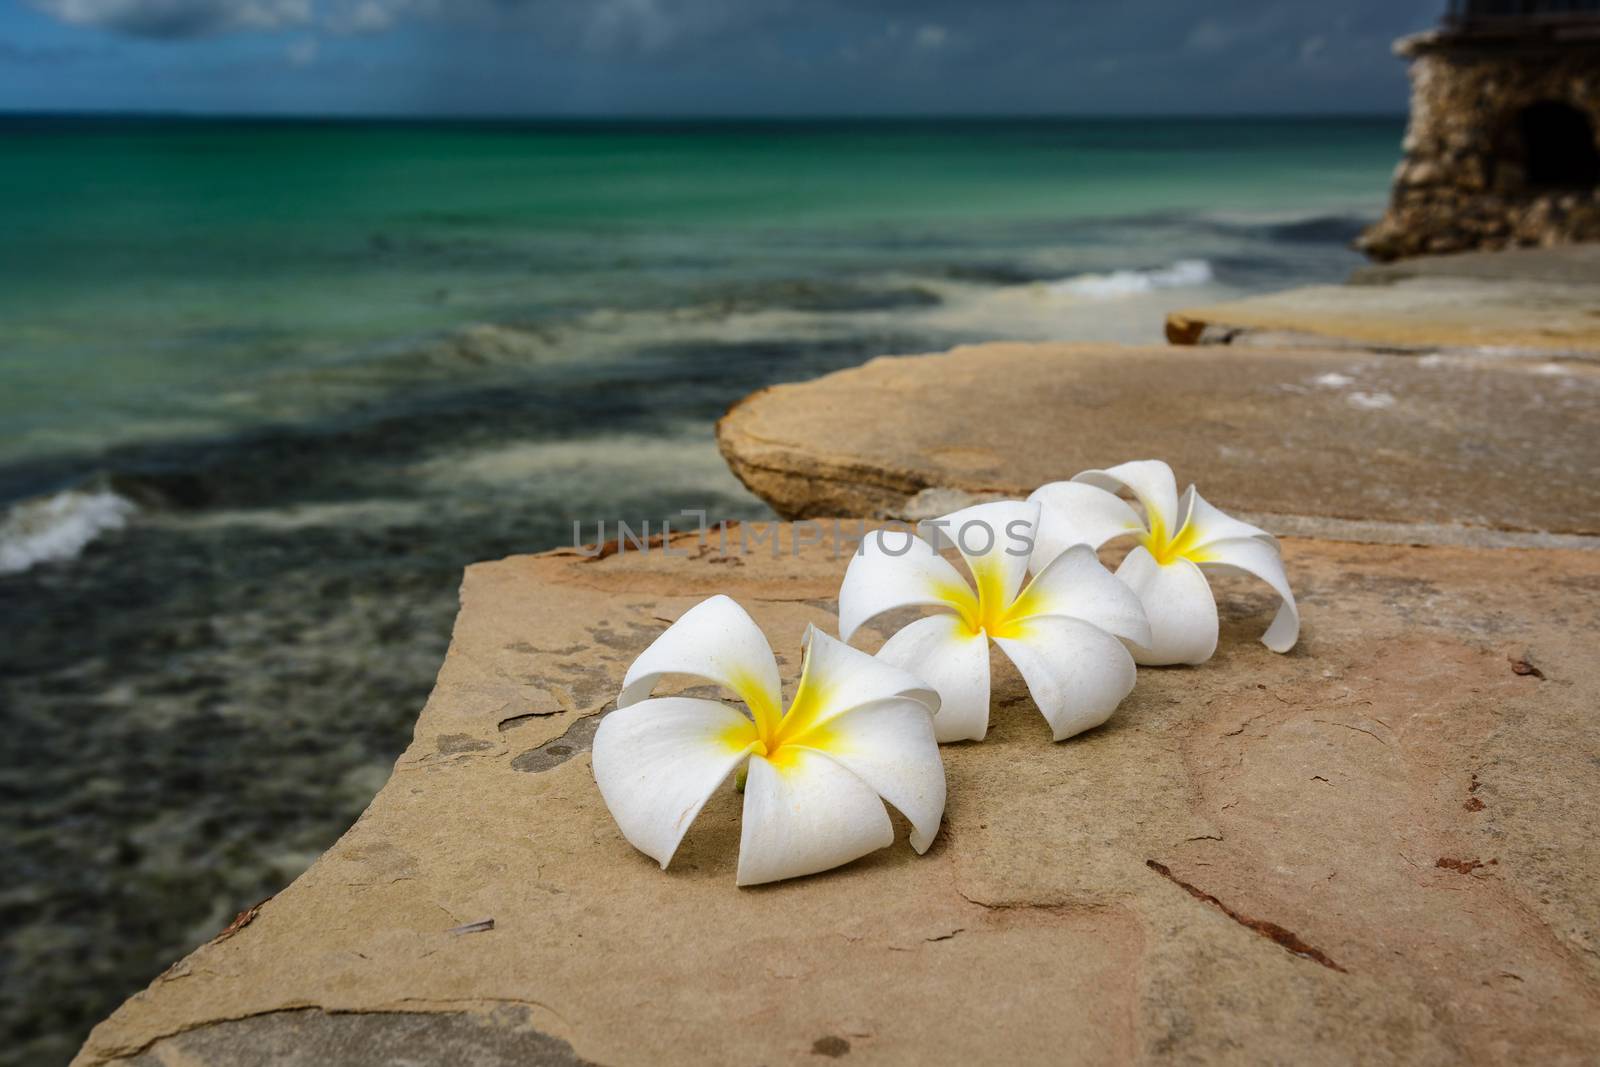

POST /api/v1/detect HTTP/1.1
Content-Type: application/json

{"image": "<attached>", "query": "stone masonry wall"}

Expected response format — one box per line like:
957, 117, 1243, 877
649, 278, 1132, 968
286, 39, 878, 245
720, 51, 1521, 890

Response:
1360, 33, 1600, 261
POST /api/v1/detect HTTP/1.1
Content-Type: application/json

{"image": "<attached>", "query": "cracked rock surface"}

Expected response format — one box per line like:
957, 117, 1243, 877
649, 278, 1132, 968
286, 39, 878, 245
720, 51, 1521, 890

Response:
75, 524, 1600, 1065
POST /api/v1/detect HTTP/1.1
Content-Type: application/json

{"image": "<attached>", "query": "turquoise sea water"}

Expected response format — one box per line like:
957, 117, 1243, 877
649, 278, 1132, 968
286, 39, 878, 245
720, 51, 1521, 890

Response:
0, 116, 1395, 465
0, 116, 1402, 1063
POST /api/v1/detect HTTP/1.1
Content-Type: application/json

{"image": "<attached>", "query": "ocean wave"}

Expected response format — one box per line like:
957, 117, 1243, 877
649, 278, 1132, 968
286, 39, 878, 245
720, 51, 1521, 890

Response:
150, 499, 430, 532
1196, 208, 1378, 245
1261, 214, 1372, 246
0, 488, 136, 575
690, 278, 942, 315
1045, 259, 1214, 300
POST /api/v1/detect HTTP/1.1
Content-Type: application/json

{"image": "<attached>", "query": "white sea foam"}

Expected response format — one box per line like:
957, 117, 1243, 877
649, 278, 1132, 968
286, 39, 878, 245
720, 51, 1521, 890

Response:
0, 488, 137, 575
1045, 259, 1214, 300
1313, 372, 1355, 388
152, 499, 429, 532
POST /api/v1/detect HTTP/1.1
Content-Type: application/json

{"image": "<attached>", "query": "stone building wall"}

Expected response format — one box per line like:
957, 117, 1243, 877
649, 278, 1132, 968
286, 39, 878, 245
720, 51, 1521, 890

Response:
1359, 32, 1600, 261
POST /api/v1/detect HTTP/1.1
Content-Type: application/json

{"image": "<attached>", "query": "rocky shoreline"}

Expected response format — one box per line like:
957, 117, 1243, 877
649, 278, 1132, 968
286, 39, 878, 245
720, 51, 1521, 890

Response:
74, 247, 1600, 1065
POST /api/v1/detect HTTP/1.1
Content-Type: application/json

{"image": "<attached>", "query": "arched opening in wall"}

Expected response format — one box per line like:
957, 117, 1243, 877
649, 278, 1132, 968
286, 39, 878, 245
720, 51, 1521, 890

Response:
1514, 101, 1600, 190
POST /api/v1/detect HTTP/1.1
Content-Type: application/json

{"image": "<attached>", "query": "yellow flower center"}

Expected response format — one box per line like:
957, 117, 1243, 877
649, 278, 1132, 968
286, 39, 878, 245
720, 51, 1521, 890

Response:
945, 561, 1028, 640
1141, 510, 1206, 566
725, 651, 843, 773
770, 666, 838, 754
727, 667, 783, 744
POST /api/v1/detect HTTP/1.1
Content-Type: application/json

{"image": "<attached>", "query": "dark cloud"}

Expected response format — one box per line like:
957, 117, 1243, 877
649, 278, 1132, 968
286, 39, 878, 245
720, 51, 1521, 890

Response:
30, 0, 311, 40
18, 0, 1447, 113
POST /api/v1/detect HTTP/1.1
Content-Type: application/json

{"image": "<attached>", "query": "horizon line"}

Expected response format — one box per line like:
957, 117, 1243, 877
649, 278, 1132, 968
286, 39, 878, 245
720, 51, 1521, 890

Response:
0, 107, 1409, 123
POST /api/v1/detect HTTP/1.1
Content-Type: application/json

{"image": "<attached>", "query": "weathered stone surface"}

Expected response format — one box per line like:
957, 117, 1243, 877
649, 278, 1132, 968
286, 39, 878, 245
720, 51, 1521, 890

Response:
714, 341, 1600, 536
1165, 276, 1600, 357
76, 526, 1600, 1065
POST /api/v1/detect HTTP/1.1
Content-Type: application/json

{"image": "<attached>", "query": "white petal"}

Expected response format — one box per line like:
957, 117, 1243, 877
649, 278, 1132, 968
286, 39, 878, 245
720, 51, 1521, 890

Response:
874, 614, 992, 742
1196, 537, 1300, 654
1008, 543, 1153, 649
591, 697, 760, 869
920, 499, 1039, 616
619, 595, 782, 721
992, 617, 1138, 741
735, 749, 894, 887
838, 529, 975, 643
796, 697, 946, 852
1072, 459, 1179, 537
1115, 546, 1218, 666
1027, 480, 1145, 571
1179, 486, 1272, 547
782, 627, 939, 737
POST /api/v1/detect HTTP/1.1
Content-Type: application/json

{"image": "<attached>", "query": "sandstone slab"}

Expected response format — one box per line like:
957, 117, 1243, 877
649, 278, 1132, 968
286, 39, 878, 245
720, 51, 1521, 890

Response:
77, 525, 1600, 1065
715, 342, 1600, 539
1165, 270, 1600, 358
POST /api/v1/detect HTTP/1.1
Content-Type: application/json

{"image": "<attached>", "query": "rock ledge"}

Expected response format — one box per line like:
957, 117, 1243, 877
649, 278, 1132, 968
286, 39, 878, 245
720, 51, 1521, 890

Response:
76, 527, 1600, 1065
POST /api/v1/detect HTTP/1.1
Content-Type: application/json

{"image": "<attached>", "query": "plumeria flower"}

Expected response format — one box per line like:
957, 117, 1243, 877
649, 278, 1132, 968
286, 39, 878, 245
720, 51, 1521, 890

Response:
837, 500, 1151, 743
591, 595, 946, 887
1028, 459, 1299, 666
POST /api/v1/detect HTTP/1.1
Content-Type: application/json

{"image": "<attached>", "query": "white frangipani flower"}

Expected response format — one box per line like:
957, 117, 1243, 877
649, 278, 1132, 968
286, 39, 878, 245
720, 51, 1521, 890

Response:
837, 500, 1151, 743
592, 595, 946, 887
1029, 459, 1299, 667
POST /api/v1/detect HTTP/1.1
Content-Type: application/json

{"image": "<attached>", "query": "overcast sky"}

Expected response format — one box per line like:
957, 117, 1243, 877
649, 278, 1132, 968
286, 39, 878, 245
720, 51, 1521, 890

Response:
1, 0, 1445, 117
